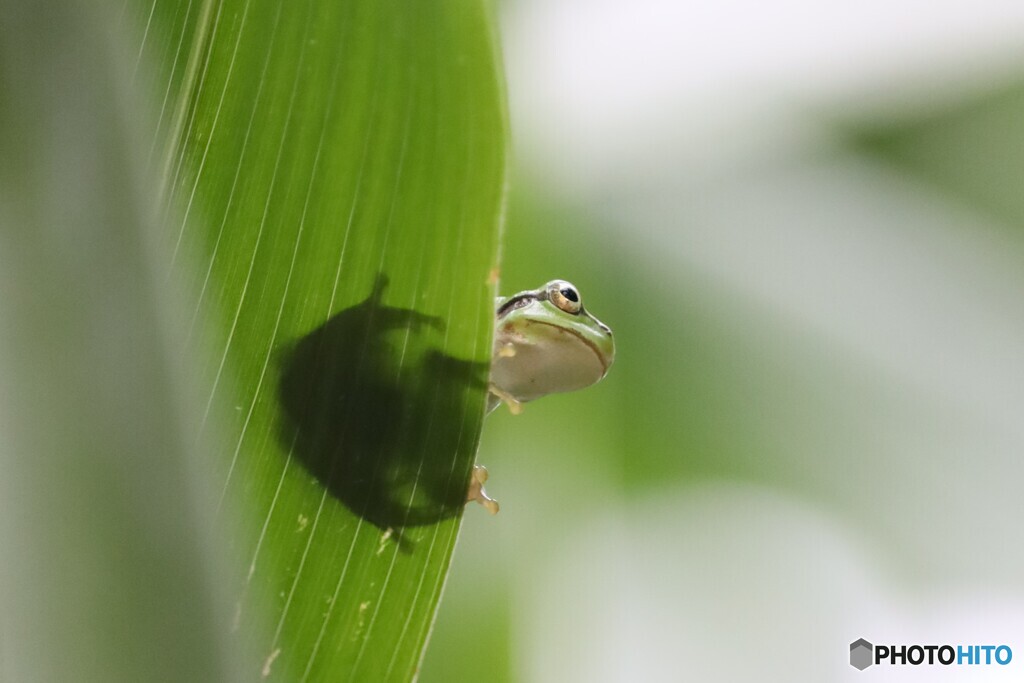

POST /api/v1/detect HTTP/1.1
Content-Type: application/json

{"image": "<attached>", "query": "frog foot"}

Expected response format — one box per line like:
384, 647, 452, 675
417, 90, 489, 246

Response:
466, 465, 499, 515
487, 385, 523, 415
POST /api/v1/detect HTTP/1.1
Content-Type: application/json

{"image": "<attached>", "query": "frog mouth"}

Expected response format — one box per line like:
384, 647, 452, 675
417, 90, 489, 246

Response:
533, 320, 611, 375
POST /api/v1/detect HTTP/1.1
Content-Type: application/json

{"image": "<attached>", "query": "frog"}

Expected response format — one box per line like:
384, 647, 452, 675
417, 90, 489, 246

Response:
468, 279, 615, 514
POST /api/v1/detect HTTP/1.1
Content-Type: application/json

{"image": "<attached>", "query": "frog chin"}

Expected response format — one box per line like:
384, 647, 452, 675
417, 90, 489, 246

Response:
490, 330, 607, 403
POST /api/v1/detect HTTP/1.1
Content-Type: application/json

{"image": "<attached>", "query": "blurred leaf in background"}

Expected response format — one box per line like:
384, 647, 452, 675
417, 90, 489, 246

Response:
850, 80, 1024, 235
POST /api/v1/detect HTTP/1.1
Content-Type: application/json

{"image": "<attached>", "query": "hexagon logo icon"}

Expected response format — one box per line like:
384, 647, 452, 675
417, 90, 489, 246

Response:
850, 638, 873, 670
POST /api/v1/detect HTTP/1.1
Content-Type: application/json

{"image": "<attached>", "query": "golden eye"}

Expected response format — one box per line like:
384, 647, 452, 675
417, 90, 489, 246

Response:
548, 280, 581, 314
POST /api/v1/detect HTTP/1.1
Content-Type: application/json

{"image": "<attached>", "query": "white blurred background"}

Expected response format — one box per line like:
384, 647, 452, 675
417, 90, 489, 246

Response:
422, 1, 1024, 681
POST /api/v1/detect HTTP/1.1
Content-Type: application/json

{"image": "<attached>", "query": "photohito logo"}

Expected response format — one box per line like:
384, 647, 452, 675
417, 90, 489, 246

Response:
849, 638, 1012, 670
850, 639, 873, 670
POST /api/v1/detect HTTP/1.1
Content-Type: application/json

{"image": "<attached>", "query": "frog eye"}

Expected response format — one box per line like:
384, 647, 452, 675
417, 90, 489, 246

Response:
548, 280, 582, 314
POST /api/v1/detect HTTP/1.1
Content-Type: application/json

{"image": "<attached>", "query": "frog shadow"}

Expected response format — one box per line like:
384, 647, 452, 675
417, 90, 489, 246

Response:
277, 274, 488, 551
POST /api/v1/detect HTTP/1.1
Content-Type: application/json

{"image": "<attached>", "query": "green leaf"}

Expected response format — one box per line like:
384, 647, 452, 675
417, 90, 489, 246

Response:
150, 0, 507, 679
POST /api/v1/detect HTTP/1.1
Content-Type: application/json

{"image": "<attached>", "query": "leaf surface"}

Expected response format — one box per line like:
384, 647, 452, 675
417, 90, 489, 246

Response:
149, 0, 507, 678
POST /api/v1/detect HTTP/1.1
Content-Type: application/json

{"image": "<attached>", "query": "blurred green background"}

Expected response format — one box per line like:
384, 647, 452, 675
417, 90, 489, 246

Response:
4, 1, 1024, 681
422, 2, 1024, 681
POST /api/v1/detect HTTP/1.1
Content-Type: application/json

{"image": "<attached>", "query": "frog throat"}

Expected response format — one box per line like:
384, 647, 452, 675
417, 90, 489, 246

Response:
531, 319, 610, 375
